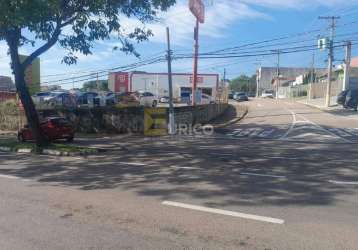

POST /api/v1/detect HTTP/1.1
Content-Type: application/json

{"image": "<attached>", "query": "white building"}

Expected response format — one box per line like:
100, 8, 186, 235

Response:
108, 72, 220, 102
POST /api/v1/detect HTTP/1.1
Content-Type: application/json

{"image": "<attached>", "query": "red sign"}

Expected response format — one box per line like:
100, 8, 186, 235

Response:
114, 72, 129, 92
190, 76, 203, 84
189, 0, 205, 23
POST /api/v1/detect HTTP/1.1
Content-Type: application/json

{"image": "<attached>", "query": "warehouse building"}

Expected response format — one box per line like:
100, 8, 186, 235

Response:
108, 71, 219, 103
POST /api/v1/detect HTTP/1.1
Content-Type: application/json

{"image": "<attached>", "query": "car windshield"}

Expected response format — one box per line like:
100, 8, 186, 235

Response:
50, 118, 71, 126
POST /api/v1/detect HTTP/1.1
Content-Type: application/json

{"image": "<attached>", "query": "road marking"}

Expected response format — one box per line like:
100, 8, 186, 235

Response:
329, 180, 358, 185
240, 172, 286, 178
280, 109, 352, 143
162, 201, 284, 224
328, 128, 352, 137
170, 166, 200, 170
0, 174, 19, 179
226, 128, 274, 138
0, 174, 30, 182
257, 129, 275, 138
344, 128, 358, 136
280, 110, 296, 140
119, 162, 147, 166
295, 113, 351, 143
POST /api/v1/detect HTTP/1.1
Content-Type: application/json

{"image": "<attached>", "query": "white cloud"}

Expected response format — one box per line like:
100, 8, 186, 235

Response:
0, 42, 12, 78
118, 0, 268, 45
117, 0, 358, 46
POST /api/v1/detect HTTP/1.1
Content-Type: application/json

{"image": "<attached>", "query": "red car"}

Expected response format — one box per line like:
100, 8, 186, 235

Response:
18, 117, 75, 142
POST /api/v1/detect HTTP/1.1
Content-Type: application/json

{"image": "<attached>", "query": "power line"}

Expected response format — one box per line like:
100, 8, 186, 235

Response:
41, 50, 167, 79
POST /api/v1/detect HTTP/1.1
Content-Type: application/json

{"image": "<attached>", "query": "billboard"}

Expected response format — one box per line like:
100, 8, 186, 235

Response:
19, 55, 40, 95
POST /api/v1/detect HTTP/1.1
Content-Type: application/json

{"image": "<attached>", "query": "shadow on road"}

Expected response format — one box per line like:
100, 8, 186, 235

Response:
0, 129, 357, 208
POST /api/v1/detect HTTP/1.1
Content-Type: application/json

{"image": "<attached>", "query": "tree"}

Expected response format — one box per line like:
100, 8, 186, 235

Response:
0, 0, 175, 146
82, 80, 109, 92
229, 74, 257, 93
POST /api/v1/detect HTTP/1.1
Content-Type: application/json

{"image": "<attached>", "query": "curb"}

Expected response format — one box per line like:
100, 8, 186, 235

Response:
213, 106, 248, 129
297, 101, 339, 112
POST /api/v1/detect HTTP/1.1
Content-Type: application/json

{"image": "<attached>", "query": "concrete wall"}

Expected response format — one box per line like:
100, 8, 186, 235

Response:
309, 80, 343, 99
174, 104, 228, 126
38, 107, 144, 134
0, 104, 228, 134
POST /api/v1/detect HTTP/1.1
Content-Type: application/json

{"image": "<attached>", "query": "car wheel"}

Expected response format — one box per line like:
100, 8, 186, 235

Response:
18, 133, 25, 142
152, 100, 158, 107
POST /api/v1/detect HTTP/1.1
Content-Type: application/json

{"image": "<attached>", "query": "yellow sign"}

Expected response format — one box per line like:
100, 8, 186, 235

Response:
19, 55, 40, 95
144, 108, 168, 136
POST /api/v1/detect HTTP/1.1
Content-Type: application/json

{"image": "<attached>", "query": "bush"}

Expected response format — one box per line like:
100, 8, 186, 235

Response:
0, 100, 24, 131
0, 100, 19, 115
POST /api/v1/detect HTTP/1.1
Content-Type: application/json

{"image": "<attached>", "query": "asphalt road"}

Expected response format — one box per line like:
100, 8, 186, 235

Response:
1, 98, 358, 249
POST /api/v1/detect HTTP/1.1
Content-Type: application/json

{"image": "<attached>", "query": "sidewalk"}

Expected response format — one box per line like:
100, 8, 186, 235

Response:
297, 96, 358, 120
297, 96, 339, 111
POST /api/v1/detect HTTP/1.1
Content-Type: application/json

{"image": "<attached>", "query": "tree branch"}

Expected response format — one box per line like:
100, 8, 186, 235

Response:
21, 14, 78, 68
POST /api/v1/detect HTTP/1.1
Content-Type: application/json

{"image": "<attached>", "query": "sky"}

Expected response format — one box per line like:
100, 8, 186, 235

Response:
1, 0, 358, 89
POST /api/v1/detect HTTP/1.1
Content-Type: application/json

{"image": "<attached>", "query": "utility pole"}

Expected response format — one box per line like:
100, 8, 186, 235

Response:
343, 41, 352, 91
96, 72, 99, 91
308, 53, 315, 101
192, 19, 200, 106
223, 68, 226, 84
166, 27, 175, 135
310, 53, 315, 84
274, 50, 281, 100
319, 16, 340, 107
254, 62, 261, 97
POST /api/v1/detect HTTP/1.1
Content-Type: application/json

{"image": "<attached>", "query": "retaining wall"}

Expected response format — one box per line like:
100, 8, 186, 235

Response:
0, 103, 228, 134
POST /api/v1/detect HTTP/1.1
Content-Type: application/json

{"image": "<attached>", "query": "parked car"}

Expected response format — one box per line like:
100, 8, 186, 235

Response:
201, 94, 215, 104
18, 117, 75, 142
137, 91, 158, 107
160, 96, 170, 103
33, 91, 76, 107
115, 92, 140, 107
342, 90, 358, 111
228, 93, 234, 99
32, 92, 51, 103
94, 92, 116, 106
234, 92, 249, 102
76, 92, 99, 107
261, 90, 274, 98
337, 90, 349, 105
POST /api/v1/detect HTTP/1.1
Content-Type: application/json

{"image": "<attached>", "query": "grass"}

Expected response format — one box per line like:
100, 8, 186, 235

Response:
0, 138, 98, 155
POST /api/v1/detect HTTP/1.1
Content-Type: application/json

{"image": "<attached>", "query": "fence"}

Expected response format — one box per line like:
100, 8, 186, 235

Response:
278, 80, 343, 105
278, 85, 309, 99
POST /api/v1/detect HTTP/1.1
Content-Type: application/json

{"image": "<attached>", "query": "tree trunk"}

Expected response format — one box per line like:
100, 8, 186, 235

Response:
14, 70, 48, 147
6, 31, 48, 147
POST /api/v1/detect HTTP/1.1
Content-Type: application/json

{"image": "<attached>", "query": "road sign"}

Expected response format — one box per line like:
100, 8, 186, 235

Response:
144, 108, 168, 136
189, 0, 205, 23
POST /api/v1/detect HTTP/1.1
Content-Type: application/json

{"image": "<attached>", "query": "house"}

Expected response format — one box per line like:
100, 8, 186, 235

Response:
0, 76, 15, 92
257, 67, 325, 94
